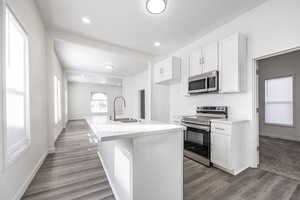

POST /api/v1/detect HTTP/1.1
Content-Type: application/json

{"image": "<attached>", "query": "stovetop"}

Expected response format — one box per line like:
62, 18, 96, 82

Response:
181, 106, 228, 126
182, 115, 224, 126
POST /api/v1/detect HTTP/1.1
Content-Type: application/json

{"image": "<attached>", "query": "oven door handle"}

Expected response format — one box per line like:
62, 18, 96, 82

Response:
181, 122, 210, 132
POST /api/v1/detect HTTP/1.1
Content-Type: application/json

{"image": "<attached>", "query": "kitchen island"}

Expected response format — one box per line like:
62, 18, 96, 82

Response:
86, 116, 184, 200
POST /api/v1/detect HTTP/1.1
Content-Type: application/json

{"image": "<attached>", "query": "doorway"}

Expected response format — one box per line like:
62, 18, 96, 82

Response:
256, 49, 300, 181
138, 89, 145, 120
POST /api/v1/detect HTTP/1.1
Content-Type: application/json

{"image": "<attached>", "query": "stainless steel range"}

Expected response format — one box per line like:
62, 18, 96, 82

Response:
181, 106, 228, 166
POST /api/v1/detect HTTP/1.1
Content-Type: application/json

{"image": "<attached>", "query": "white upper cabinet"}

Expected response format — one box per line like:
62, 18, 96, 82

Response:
189, 42, 219, 77
219, 33, 247, 93
180, 55, 190, 96
202, 42, 219, 73
154, 56, 181, 84
189, 50, 203, 77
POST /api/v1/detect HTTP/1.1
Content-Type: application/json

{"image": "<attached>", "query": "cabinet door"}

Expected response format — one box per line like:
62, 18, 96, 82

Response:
180, 55, 190, 96
189, 50, 203, 77
211, 132, 231, 170
154, 62, 164, 83
219, 35, 240, 93
162, 58, 172, 81
203, 42, 218, 73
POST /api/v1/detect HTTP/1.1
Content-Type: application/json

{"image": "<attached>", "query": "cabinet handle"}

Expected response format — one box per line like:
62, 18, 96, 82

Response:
160, 68, 164, 74
202, 57, 205, 64
215, 127, 225, 131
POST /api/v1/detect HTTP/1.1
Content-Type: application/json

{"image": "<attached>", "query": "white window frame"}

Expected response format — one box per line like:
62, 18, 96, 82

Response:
57, 79, 61, 121
54, 76, 58, 124
90, 92, 108, 115
2, 5, 31, 167
54, 76, 62, 124
64, 87, 68, 116
264, 75, 294, 127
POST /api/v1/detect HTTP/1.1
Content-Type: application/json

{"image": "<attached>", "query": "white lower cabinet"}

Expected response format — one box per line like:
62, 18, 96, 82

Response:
211, 120, 249, 175
211, 132, 231, 170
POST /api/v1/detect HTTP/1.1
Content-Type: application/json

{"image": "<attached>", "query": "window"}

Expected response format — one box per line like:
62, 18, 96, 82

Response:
54, 76, 61, 124
57, 79, 61, 121
4, 7, 30, 163
90, 92, 108, 114
265, 76, 293, 126
65, 89, 68, 116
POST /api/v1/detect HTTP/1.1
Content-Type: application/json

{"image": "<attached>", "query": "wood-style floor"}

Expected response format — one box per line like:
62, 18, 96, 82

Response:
23, 120, 300, 200
184, 157, 300, 200
22, 120, 115, 200
260, 135, 300, 182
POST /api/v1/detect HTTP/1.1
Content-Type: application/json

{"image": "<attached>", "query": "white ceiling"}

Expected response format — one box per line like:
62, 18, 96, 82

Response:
66, 70, 123, 86
36, 0, 267, 55
54, 40, 148, 77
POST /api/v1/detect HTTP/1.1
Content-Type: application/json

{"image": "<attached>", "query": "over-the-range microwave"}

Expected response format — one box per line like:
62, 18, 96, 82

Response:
188, 70, 219, 94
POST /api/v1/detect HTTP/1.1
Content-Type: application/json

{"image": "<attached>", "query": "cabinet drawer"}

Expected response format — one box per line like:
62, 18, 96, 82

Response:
211, 123, 231, 135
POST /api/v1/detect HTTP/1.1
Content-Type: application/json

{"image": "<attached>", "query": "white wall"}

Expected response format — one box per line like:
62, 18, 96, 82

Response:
0, 0, 48, 199
167, 0, 300, 166
123, 69, 151, 120
68, 82, 122, 120
46, 34, 67, 151
151, 82, 170, 122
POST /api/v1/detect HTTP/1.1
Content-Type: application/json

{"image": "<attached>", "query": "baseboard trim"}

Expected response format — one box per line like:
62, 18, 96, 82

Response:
49, 127, 65, 154
13, 151, 48, 200
48, 147, 56, 154
97, 152, 121, 200
68, 118, 85, 121
54, 127, 64, 142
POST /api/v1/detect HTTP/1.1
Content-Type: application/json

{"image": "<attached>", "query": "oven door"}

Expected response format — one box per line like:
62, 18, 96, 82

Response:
207, 72, 218, 92
188, 76, 208, 94
183, 124, 211, 161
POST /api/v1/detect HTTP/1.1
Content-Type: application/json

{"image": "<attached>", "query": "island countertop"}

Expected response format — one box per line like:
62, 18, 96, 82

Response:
86, 116, 184, 142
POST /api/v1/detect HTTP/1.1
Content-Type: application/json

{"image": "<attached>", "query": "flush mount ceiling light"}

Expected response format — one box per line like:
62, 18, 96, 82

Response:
105, 65, 113, 70
81, 17, 91, 24
146, 0, 167, 14
154, 42, 161, 47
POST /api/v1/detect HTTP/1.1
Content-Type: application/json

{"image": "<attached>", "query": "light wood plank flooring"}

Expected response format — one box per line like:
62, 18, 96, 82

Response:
23, 120, 300, 200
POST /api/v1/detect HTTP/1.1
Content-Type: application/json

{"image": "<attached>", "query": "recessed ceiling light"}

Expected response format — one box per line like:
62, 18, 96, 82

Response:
154, 42, 161, 47
81, 17, 91, 24
105, 65, 113, 70
146, 0, 167, 14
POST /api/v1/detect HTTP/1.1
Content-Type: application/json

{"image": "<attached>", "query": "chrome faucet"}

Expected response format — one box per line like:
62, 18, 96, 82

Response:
113, 96, 126, 121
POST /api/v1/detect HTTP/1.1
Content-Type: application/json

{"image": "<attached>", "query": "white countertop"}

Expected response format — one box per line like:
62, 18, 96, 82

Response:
172, 114, 248, 124
210, 118, 249, 124
86, 116, 184, 141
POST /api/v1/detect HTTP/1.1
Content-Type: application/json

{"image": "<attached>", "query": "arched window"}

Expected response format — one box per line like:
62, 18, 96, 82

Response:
90, 92, 108, 114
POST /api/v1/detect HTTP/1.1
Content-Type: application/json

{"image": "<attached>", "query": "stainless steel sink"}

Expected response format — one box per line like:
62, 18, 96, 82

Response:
114, 118, 139, 123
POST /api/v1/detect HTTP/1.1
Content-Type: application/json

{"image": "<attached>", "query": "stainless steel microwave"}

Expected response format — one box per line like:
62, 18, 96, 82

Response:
188, 71, 219, 94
